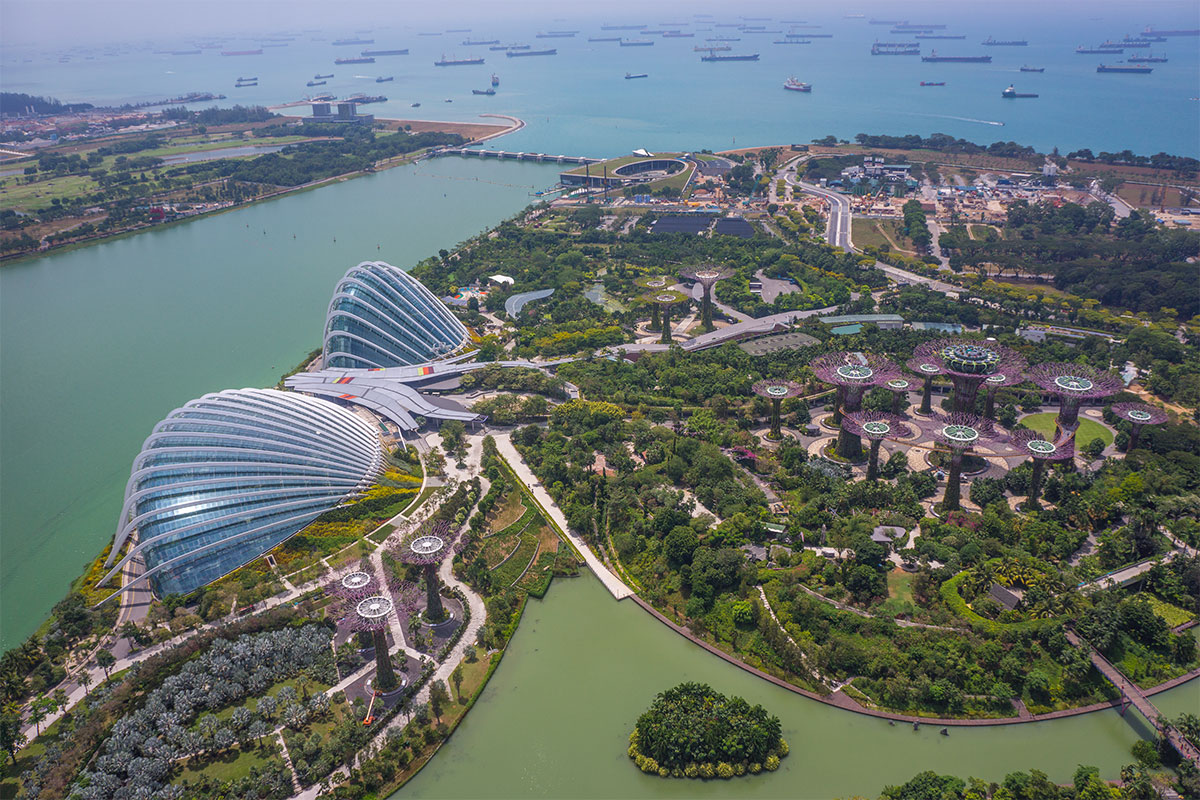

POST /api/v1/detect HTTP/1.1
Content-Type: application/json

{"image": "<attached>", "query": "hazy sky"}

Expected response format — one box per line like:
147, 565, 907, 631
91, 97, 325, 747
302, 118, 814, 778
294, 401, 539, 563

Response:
4, 0, 1197, 48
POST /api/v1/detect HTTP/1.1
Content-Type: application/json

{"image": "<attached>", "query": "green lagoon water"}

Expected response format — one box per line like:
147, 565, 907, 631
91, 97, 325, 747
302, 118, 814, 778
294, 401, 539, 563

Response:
0, 158, 563, 648
403, 575, 1195, 799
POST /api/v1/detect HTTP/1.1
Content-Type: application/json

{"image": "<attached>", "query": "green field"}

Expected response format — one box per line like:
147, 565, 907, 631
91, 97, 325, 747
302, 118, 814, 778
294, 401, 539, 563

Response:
172, 741, 283, 785
1020, 413, 1113, 448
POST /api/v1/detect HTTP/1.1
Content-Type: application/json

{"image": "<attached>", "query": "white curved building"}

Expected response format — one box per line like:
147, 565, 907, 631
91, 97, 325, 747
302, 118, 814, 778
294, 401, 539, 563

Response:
323, 261, 469, 369
101, 388, 383, 598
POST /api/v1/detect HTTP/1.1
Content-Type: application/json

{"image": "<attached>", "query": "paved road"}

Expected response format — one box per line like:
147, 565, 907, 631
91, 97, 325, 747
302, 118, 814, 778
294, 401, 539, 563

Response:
875, 262, 961, 296
785, 175, 853, 251
493, 433, 632, 600
1089, 180, 1133, 219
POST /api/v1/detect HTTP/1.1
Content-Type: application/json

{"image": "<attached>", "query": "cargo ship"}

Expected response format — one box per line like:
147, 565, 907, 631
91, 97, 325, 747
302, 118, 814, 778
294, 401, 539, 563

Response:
1002, 84, 1038, 98
1019, 65, 1045, 72
662, 32, 694, 38
332, 38, 374, 46
620, 39, 654, 46
221, 49, 263, 56
170, 49, 202, 55
783, 77, 811, 92
1077, 45, 1123, 54
1128, 53, 1167, 62
774, 39, 811, 44
235, 80, 257, 87
701, 52, 759, 61
507, 48, 557, 56
870, 19, 902, 25
602, 24, 647, 30
872, 41, 920, 54
708, 36, 741, 41
237, 76, 258, 82
982, 36, 1028, 46
920, 81, 945, 86
922, 50, 991, 62
1103, 39, 1148, 48
1127, 33, 1167, 42
361, 49, 409, 56
435, 55, 485, 65
1118, 39, 1158, 46
314, 73, 334, 79
895, 22, 947, 29
696, 45, 732, 51
1142, 26, 1200, 36
376, 75, 393, 82
625, 72, 648, 79
463, 39, 500, 45
472, 87, 496, 95
589, 37, 622, 42
335, 56, 375, 64
916, 34, 966, 39
492, 44, 530, 51
800, 33, 834, 37
1097, 63, 1153, 73
344, 93, 387, 103
306, 79, 326, 86
536, 31, 577, 38
310, 93, 335, 101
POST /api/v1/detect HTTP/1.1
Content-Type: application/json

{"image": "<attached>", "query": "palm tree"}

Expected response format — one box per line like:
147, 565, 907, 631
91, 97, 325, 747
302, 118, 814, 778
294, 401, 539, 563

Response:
78, 671, 92, 697
28, 697, 48, 736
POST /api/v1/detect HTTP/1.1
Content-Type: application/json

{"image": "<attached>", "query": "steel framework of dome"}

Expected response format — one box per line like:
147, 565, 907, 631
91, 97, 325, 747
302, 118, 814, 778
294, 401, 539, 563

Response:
99, 388, 384, 602
1026, 363, 1123, 444
1010, 428, 1075, 510
842, 411, 911, 480
1111, 402, 1169, 451
931, 412, 999, 512
680, 266, 733, 332
911, 339, 1026, 414
811, 352, 904, 460
752, 379, 804, 440
323, 261, 469, 369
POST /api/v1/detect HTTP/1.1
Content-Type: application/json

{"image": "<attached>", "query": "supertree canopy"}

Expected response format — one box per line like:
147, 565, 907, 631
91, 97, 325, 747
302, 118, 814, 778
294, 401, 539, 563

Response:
884, 378, 913, 416
931, 412, 999, 511
680, 266, 733, 332
1026, 363, 1123, 443
393, 520, 454, 624
329, 572, 400, 693
642, 289, 690, 345
811, 352, 904, 460
332, 571, 380, 649
752, 379, 803, 440
634, 276, 675, 333
911, 339, 1026, 414
1111, 402, 1168, 451
1010, 428, 1074, 510
842, 411, 910, 480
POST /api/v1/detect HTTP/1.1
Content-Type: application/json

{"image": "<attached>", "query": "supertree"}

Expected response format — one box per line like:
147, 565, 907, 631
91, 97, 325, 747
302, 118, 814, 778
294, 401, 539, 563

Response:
1111, 402, 1168, 451
842, 411, 910, 480
1026, 363, 1123, 445
752, 379, 803, 440
680, 265, 733, 332
393, 520, 454, 624
910, 339, 1026, 414
981, 370, 1026, 420
642, 289, 690, 345
931, 412, 999, 512
332, 570, 379, 650
1010, 429, 1074, 510
905, 356, 945, 416
343, 591, 400, 692
884, 378, 913, 416
634, 276, 674, 332
811, 352, 904, 460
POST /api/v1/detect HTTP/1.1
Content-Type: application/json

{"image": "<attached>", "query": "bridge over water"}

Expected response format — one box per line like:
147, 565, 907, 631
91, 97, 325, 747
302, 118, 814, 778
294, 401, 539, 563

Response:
434, 147, 602, 165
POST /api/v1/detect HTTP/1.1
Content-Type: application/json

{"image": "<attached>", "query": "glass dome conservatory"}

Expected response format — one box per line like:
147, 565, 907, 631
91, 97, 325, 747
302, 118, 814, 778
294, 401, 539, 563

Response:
101, 388, 383, 598
323, 261, 469, 369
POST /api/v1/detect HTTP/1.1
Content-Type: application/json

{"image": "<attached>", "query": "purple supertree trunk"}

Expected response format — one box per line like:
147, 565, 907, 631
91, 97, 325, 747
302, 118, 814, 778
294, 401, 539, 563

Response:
944, 450, 965, 511
424, 563, 445, 623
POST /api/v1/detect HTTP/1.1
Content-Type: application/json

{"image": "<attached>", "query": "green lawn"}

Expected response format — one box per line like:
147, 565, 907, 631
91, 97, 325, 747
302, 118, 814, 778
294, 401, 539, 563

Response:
888, 570, 914, 604
172, 740, 283, 785
1019, 413, 1113, 448
1138, 593, 1195, 628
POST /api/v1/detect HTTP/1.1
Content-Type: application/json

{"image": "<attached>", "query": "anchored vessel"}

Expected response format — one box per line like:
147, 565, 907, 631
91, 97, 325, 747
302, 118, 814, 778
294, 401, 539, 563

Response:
784, 77, 811, 91
335, 56, 375, 64
1077, 45, 1123, 53
1128, 54, 1168, 62
982, 36, 1028, 45
506, 48, 557, 56
872, 41, 920, 54
375, 75, 393, 82
333, 37, 374, 45
625, 72, 649, 79
920, 81, 946, 86
361, 48, 409, 56
701, 52, 760, 61
620, 39, 654, 46
306, 80, 326, 86
221, 49, 262, 56
1097, 63, 1153, 73
435, 55, 485, 65
472, 87, 496, 95
922, 49, 991, 62
1002, 84, 1038, 98
314, 72, 334, 79
1019, 65, 1045, 72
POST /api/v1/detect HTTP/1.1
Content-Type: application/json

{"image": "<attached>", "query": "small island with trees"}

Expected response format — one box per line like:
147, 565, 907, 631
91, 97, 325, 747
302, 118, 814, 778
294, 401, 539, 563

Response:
628, 682, 789, 779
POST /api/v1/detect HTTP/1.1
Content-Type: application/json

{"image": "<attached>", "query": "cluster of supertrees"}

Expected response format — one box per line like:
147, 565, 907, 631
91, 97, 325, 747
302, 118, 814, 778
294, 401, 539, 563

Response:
390, 519, 461, 624
759, 338, 1170, 513
328, 570, 418, 693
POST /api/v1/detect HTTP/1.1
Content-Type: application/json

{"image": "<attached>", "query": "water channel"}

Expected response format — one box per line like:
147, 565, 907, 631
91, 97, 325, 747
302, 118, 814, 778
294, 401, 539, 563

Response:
403, 575, 1196, 798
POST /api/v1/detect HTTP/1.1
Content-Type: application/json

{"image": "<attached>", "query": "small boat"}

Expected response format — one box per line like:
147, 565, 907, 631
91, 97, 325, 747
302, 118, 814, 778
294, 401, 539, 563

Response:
472, 87, 496, 95
444, 98, 453, 102
491, 73, 500, 86
920, 81, 945, 86
411, 102, 421, 107
625, 72, 648, 79
783, 76, 811, 91
376, 75, 393, 82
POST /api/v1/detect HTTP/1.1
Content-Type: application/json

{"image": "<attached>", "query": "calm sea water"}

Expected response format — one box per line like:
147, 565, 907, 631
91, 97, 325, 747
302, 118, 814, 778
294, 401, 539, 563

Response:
3, 3, 1198, 159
